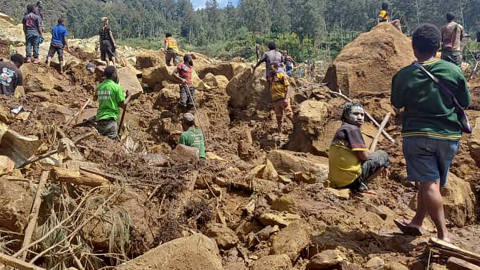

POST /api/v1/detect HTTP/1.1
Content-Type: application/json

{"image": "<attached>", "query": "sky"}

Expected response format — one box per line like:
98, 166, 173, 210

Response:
191, 0, 239, 9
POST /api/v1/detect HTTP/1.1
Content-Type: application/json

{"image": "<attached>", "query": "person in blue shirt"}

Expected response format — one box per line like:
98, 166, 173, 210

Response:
47, 18, 69, 74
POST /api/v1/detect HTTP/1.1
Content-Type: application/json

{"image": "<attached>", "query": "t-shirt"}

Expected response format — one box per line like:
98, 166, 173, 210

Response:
391, 59, 470, 141
99, 26, 112, 42
328, 123, 368, 187
22, 13, 41, 32
33, 6, 43, 19
0, 62, 22, 96
270, 72, 289, 100
260, 50, 285, 78
179, 129, 206, 159
177, 63, 193, 87
378, 10, 389, 22
165, 37, 179, 52
441, 22, 464, 51
96, 79, 126, 121
52, 24, 68, 46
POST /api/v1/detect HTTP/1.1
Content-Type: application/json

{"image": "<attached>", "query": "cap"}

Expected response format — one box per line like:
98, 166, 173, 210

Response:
101, 17, 108, 22
183, 113, 195, 123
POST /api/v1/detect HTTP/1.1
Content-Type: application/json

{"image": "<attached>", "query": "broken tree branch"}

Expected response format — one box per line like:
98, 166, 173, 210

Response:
65, 99, 91, 127
328, 90, 395, 143
51, 167, 110, 187
369, 113, 391, 152
430, 237, 480, 266
0, 253, 45, 270
447, 257, 480, 270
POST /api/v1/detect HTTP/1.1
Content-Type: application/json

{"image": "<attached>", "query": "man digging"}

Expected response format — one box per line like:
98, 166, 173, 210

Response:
328, 102, 390, 195
173, 54, 195, 110
179, 113, 206, 160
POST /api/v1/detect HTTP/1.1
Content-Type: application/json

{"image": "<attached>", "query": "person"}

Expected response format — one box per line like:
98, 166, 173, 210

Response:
165, 33, 179, 66
328, 102, 390, 194
95, 66, 131, 139
22, 5, 43, 64
173, 54, 195, 109
99, 17, 117, 66
33, 1, 44, 20
377, 2, 402, 32
47, 18, 69, 74
253, 42, 284, 88
441, 12, 464, 68
179, 113, 206, 160
391, 23, 470, 242
283, 50, 295, 77
0, 54, 24, 96
269, 63, 292, 133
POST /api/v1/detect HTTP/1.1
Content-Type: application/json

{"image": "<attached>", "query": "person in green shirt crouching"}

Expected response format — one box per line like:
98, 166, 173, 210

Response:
179, 113, 206, 160
95, 66, 131, 139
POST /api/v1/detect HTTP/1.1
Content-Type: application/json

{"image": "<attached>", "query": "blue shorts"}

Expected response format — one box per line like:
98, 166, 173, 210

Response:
403, 137, 459, 187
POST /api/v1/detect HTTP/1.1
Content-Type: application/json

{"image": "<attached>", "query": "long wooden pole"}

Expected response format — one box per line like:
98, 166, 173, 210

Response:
369, 113, 391, 152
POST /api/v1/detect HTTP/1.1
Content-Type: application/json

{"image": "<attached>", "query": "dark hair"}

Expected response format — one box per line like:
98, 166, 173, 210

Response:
36, 1, 42, 6
11, 54, 25, 65
412, 23, 441, 54
183, 54, 192, 62
104, 66, 116, 79
27, 5, 34, 13
341, 102, 363, 122
268, 42, 276, 50
382, 2, 389, 10
166, 33, 172, 38
446, 12, 455, 22
58, 18, 64, 24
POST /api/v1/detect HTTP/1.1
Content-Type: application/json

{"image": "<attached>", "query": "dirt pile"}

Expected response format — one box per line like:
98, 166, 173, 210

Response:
324, 23, 415, 96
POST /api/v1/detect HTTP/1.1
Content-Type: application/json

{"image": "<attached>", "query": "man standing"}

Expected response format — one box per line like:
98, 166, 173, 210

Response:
0, 54, 24, 96
22, 5, 43, 64
173, 54, 195, 109
392, 24, 470, 242
165, 33, 179, 66
179, 113, 206, 160
95, 66, 131, 140
34, 1, 44, 20
441, 12, 464, 67
269, 63, 292, 134
253, 42, 284, 87
328, 102, 390, 194
283, 50, 295, 77
47, 18, 69, 74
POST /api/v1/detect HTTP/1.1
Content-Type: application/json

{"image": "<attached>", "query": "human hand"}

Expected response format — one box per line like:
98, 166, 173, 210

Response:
126, 90, 131, 97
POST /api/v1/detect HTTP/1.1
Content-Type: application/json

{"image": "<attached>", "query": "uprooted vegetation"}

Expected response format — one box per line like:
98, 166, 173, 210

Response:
0, 14, 479, 270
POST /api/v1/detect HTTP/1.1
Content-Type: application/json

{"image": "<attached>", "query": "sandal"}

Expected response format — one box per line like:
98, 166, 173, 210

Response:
394, 220, 422, 236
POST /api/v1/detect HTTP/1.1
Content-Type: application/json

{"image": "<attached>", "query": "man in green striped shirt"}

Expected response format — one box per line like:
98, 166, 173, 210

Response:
391, 23, 470, 242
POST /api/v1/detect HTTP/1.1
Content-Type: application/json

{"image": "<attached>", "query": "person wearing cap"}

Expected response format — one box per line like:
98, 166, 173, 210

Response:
99, 17, 117, 66
179, 113, 206, 160
47, 18, 69, 74
164, 33, 179, 66
0, 54, 24, 96
95, 66, 131, 139
328, 102, 390, 194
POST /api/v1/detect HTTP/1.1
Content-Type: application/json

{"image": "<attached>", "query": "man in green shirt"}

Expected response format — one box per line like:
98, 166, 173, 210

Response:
95, 66, 131, 139
391, 23, 470, 242
179, 113, 206, 160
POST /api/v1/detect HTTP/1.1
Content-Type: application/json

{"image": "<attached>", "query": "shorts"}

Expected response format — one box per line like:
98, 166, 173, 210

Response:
101, 40, 115, 61
47, 42, 64, 62
273, 99, 292, 119
166, 49, 179, 66
441, 49, 462, 67
403, 137, 459, 187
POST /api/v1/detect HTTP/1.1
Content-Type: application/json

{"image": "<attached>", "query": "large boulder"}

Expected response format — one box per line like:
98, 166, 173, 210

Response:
136, 50, 165, 69
441, 174, 477, 227
197, 62, 247, 80
267, 150, 329, 183
323, 23, 415, 96
203, 73, 229, 89
226, 67, 269, 110
251, 254, 292, 270
117, 234, 223, 270
117, 66, 143, 97
289, 101, 330, 154
270, 221, 310, 261
142, 65, 209, 90
206, 223, 239, 249
0, 179, 33, 233
467, 117, 480, 167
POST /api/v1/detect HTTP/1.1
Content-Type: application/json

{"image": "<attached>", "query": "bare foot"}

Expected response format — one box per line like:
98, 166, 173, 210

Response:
438, 233, 451, 243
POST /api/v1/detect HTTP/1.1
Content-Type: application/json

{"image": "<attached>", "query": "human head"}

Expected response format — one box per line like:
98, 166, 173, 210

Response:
36, 1, 42, 7
101, 17, 108, 25
268, 42, 277, 50
182, 113, 195, 131
27, 5, 34, 14
10, 54, 25, 68
58, 18, 64, 25
381, 2, 389, 10
446, 12, 455, 23
342, 102, 365, 127
104, 66, 118, 82
412, 23, 441, 59
166, 33, 172, 38
269, 63, 279, 74
184, 54, 193, 66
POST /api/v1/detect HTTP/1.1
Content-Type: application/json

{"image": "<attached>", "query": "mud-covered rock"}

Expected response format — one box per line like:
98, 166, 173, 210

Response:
247, 159, 278, 181
226, 67, 269, 110
117, 233, 223, 270
307, 249, 346, 270
366, 257, 385, 269
251, 254, 292, 270
267, 150, 329, 182
0, 179, 33, 232
197, 61, 246, 80
136, 50, 165, 69
441, 174, 477, 227
386, 262, 409, 270
258, 212, 300, 227
142, 65, 208, 90
290, 100, 329, 154
271, 195, 297, 214
270, 221, 310, 260
468, 117, 480, 167
153, 84, 180, 110
206, 223, 239, 249
224, 262, 248, 270
203, 73, 229, 89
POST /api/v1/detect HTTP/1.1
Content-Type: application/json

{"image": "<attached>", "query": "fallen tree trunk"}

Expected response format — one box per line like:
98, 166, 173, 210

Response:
51, 167, 110, 187
447, 257, 480, 270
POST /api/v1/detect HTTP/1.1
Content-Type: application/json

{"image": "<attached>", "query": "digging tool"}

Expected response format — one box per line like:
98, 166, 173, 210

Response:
117, 103, 128, 138
328, 90, 395, 143
184, 85, 208, 143
369, 113, 391, 152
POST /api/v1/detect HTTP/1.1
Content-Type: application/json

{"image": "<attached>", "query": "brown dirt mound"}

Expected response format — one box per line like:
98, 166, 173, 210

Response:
323, 23, 415, 96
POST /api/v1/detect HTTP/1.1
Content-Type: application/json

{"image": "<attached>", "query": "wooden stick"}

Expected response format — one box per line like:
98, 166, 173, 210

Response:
21, 171, 49, 261
65, 99, 91, 126
117, 104, 128, 137
328, 90, 395, 143
0, 253, 45, 270
369, 113, 391, 152
69, 247, 85, 270
447, 257, 480, 270
430, 237, 480, 265
79, 166, 124, 183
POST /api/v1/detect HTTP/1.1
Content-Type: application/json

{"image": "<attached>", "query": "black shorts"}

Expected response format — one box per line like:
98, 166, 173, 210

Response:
47, 42, 64, 62
100, 40, 115, 61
